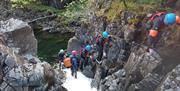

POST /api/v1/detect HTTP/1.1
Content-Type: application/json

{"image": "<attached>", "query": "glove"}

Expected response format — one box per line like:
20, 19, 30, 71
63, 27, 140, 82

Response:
149, 29, 158, 37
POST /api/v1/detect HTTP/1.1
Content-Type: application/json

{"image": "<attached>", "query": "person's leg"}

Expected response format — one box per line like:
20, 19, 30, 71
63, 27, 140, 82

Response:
75, 66, 77, 78
81, 57, 85, 71
59, 60, 62, 70
98, 47, 103, 61
153, 31, 162, 49
71, 67, 74, 76
84, 57, 88, 67
148, 36, 155, 48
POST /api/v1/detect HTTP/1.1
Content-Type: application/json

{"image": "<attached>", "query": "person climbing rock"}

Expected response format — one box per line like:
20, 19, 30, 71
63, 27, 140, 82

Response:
145, 12, 180, 51
80, 44, 91, 71
95, 31, 110, 64
70, 50, 79, 78
58, 49, 65, 69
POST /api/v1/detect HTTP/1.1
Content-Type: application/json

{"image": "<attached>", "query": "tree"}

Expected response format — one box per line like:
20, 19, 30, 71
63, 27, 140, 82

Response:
122, 0, 128, 9
40, 0, 75, 9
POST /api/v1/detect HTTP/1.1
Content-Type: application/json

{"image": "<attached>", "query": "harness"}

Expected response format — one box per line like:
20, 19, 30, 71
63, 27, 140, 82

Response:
149, 12, 166, 22
80, 48, 88, 58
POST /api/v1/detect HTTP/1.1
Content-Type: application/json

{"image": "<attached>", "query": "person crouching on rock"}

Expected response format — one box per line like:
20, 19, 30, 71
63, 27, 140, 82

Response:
58, 49, 65, 70
79, 44, 92, 71
95, 31, 110, 64
145, 11, 180, 53
70, 50, 79, 78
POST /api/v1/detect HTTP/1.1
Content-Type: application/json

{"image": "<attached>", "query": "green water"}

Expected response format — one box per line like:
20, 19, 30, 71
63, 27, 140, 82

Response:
34, 31, 74, 64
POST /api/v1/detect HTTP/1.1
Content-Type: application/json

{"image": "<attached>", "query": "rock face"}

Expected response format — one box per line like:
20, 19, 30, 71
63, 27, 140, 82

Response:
157, 65, 180, 91
91, 43, 164, 91
0, 18, 37, 56
67, 36, 82, 52
0, 19, 66, 91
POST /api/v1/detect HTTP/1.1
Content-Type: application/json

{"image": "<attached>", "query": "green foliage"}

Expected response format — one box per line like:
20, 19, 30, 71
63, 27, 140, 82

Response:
96, 0, 168, 22
135, 0, 162, 4
97, 0, 153, 22
11, 0, 36, 8
11, 0, 89, 28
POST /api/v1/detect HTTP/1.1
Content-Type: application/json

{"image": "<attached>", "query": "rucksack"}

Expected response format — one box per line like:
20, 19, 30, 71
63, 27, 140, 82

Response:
149, 12, 166, 22
64, 58, 72, 68
146, 12, 166, 30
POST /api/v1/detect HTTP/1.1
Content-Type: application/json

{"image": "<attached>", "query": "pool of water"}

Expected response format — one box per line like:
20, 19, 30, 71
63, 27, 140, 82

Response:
34, 30, 74, 64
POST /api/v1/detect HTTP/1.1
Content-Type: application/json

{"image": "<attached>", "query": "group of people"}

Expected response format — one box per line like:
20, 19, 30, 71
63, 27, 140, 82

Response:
57, 11, 180, 78
58, 31, 110, 78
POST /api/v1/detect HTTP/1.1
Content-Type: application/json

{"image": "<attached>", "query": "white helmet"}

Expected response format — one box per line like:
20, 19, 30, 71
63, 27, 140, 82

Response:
59, 49, 64, 53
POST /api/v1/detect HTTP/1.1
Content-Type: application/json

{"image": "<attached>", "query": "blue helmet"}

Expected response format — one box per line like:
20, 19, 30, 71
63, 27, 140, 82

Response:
102, 31, 109, 38
164, 13, 176, 25
85, 45, 91, 51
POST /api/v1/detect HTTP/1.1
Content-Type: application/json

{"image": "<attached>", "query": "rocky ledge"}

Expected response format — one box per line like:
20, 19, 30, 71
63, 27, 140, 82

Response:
0, 19, 66, 91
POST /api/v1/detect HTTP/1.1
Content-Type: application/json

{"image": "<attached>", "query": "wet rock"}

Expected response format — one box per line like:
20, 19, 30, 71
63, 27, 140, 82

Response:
124, 47, 162, 78
106, 38, 126, 61
82, 65, 94, 78
90, 16, 107, 33
128, 73, 163, 91
4, 56, 16, 68
99, 69, 126, 91
123, 46, 163, 90
95, 45, 163, 91
123, 25, 135, 42
91, 66, 107, 89
0, 42, 66, 91
67, 36, 82, 52
0, 18, 37, 56
0, 19, 66, 91
157, 65, 180, 91
106, 20, 124, 38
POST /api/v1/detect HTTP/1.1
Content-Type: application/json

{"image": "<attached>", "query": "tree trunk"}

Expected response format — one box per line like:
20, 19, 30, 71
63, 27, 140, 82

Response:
40, 0, 75, 9
122, 0, 128, 9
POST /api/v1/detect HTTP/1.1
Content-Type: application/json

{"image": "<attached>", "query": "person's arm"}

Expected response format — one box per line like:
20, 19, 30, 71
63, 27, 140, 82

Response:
145, 21, 152, 31
152, 17, 161, 31
148, 18, 160, 38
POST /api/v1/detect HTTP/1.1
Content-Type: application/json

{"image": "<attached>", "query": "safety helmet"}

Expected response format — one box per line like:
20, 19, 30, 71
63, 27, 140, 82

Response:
102, 31, 109, 38
176, 16, 180, 24
164, 13, 176, 25
85, 45, 91, 51
59, 49, 64, 53
72, 50, 77, 56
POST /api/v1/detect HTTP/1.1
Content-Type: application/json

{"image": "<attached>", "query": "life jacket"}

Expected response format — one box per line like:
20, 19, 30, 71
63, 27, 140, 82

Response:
96, 37, 107, 46
80, 48, 88, 58
64, 58, 72, 68
95, 33, 102, 44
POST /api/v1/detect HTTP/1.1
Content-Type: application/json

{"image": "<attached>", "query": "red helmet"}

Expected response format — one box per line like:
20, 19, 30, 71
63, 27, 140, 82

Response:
72, 50, 77, 56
